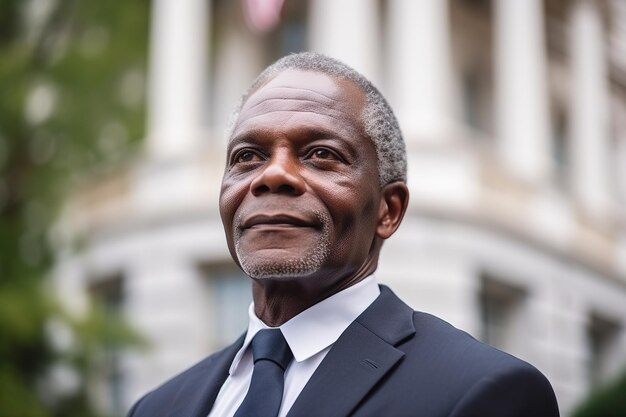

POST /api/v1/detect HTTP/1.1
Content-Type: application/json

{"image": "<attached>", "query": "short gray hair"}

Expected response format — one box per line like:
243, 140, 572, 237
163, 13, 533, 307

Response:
227, 52, 407, 186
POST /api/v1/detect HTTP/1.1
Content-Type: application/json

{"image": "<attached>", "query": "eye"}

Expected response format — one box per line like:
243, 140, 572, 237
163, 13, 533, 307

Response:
308, 147, 340, 161
233, 149, 262, 164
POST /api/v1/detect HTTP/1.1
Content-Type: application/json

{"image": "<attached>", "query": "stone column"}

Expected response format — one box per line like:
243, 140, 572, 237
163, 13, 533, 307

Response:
387, 0, 454, 144
308, 0, 380, 84
569, 0, 611, 219
615, 99, 626, 216
124, 256, 211, 407
494, 0, 551, 184
146, 0, 210, 159
212, 20, 264, 143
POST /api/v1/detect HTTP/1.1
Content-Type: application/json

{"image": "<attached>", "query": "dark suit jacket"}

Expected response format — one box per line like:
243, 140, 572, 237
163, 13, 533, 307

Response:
127, 285, 560, 417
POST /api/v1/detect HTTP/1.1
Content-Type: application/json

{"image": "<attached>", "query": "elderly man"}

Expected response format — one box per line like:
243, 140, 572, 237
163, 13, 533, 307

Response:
127, 52, 559, 417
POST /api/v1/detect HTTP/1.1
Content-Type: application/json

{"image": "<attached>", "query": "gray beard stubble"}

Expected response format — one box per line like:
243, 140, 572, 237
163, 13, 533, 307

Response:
234, 211, 331, 279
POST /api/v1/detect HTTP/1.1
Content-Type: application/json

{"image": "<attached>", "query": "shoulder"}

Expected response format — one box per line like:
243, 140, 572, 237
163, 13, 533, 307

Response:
354, 287, 559, 415
404, 311, 559, 416
447, 359, 560, 417
366, 286, 555, 389
408, 310, 520, 370
408, 311, 535, 372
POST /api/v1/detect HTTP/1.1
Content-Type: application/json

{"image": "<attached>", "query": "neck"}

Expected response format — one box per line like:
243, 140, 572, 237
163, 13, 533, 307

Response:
251, 258, 378, 327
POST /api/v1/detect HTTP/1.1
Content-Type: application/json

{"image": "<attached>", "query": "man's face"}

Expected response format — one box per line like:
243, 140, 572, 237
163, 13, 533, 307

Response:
219, 70, 382, 288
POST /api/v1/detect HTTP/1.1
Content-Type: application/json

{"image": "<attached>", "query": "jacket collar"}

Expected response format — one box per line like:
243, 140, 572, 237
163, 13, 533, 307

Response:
166, 334, 245, 417
286, 285, 416, 417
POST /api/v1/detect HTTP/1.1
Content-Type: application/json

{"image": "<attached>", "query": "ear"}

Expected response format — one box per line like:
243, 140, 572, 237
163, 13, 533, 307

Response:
376, 181, 409, 240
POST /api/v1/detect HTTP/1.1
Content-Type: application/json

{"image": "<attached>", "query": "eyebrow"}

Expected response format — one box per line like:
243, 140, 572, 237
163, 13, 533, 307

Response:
227, 132, 258, 154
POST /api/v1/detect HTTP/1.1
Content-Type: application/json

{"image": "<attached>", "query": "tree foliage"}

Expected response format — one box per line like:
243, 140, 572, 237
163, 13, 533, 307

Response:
0, 1, 149, 415
572, 371, 626, 417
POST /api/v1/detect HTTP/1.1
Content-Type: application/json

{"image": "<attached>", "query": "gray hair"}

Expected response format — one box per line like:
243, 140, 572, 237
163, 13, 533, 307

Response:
227, 52, 407, 186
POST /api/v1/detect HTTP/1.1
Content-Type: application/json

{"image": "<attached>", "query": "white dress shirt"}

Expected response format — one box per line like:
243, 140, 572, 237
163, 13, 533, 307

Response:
207, 275, 380, 417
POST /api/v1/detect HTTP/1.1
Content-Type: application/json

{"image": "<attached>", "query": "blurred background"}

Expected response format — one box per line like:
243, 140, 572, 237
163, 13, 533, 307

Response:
1, 0, 626, 416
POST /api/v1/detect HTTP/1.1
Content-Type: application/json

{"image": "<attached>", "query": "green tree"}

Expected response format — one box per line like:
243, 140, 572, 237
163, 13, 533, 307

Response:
572, 371, 626, 417
0, 1, 149, 415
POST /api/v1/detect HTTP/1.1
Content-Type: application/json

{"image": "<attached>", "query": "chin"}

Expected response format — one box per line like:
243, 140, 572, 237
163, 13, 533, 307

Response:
238, 255, 326, 280
235, 240, 331, 280
234, 228, 331, 280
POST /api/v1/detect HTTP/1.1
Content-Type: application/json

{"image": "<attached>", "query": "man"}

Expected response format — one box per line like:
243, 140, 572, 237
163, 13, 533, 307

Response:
127, 52, 559, 417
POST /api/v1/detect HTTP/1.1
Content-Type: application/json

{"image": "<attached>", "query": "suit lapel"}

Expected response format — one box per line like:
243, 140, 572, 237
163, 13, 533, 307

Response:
287, 286, 415, 417
166, 334, 245, 417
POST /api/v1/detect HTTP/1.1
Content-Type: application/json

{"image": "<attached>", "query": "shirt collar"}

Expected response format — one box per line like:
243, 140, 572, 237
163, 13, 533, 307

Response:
229, 274, 380, 374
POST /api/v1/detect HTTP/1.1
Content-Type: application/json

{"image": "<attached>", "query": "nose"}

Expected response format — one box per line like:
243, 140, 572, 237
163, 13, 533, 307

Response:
250, 153, 306, 196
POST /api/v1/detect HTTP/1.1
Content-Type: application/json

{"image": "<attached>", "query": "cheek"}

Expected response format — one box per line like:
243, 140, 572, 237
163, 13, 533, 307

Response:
219, 179, 249, 231
316, 170, 380, 229
327, 199, 379, 265
327, 187, 379, 242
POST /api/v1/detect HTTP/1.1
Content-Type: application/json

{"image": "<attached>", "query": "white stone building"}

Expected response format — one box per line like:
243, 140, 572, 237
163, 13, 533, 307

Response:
53, 1, 626, 415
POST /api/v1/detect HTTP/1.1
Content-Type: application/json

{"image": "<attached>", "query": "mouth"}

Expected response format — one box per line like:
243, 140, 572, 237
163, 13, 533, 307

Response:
241, 213, 318, 230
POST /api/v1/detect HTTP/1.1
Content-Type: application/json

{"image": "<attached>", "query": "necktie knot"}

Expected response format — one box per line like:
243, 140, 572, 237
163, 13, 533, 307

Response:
251, 329, 293, 371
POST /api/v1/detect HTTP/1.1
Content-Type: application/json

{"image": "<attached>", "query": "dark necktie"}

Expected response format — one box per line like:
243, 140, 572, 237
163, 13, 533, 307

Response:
234, 329, 294, 417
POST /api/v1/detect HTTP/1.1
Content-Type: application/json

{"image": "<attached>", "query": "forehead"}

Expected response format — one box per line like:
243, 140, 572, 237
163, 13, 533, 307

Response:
231, 70, 367, 144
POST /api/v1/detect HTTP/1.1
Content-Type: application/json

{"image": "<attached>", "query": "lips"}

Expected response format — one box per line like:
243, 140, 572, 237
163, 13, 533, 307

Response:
241, 213, 317, 230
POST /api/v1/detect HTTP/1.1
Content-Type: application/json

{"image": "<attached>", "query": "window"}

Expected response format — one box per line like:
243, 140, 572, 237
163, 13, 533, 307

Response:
551, 107, 569, 186
480, 276, 527, 355
461, 69, 483, 131
459, 0, 490, 12
609, 92, 625, 205
587, 313, 621, 387
204, 266, 252, 349
265, 0, 308, 61
450, 0, 494, 136
89, 274, 125, 416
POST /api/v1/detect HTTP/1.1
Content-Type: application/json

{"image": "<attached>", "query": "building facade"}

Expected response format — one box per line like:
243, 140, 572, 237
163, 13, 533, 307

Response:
53, 1, 626, 415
